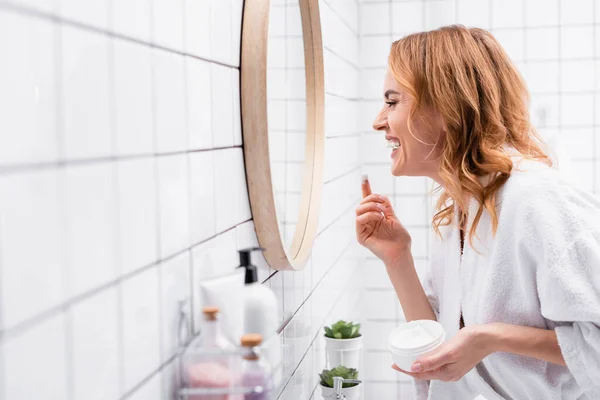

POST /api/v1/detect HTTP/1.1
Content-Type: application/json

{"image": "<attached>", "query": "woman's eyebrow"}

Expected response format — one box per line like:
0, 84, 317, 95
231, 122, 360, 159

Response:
384, 90, 400, 99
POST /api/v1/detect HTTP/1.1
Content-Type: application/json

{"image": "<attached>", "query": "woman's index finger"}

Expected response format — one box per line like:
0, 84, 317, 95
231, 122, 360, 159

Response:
361, 173, 372, 198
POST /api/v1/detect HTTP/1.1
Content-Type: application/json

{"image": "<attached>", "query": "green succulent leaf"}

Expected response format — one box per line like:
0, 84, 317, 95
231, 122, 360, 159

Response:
319, 366, 360, 388
324, 320, 362, 339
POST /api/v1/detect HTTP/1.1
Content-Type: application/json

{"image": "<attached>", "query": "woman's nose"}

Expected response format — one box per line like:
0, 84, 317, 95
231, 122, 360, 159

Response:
372, 110, 387, 131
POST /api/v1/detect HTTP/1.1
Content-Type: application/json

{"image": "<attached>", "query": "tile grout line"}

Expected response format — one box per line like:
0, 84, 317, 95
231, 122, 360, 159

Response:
0, 145, 244, 175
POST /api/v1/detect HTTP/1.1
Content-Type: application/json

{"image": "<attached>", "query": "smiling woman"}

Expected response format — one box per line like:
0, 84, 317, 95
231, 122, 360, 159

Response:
356, 25, 600, 400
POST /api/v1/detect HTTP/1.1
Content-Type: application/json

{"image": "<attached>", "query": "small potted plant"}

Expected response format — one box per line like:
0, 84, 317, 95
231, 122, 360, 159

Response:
324, 320, 362, 369
319, 366, 362, 400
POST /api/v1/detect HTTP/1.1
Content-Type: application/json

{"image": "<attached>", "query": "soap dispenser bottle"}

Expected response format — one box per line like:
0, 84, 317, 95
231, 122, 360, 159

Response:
237, 248, 281, 385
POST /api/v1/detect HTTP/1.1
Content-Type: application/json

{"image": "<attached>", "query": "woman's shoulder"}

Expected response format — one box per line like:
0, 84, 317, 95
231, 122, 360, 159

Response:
499, 158, 600, 233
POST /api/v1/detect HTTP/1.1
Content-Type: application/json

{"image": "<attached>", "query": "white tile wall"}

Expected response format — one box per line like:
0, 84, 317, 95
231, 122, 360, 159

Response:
11, 0, 599, 398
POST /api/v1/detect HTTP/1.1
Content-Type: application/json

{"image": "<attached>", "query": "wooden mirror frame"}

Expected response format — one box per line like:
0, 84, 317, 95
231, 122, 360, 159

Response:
240, 0, 325, 271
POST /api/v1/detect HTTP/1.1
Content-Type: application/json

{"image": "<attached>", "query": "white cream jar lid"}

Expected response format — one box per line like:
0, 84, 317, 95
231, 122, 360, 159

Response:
388, 320, 445, 354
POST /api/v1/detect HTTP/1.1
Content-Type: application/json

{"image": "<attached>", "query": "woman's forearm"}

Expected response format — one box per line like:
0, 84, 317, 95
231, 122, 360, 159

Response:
385, 250, 437, 322
484, 323, 566, 366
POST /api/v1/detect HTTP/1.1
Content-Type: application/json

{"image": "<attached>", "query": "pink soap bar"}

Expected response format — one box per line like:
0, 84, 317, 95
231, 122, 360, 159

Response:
188, 362, 232, 388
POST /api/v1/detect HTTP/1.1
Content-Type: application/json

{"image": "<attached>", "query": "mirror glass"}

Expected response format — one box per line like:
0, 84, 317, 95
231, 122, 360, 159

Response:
267, 0, 307, 250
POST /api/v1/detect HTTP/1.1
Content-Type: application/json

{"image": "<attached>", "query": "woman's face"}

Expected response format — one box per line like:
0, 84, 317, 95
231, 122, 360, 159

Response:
373, 69, 445, 179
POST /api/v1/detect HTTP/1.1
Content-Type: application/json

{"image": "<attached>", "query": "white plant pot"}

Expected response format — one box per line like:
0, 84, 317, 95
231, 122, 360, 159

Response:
324, 336, 362, 369
320, 383, 362, 400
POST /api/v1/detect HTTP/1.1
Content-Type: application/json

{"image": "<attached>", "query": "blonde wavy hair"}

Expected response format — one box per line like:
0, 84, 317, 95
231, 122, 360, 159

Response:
388, 25, 552, 244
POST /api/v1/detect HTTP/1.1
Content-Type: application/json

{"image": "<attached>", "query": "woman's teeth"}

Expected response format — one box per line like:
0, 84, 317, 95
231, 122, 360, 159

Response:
386, 139, 401, 150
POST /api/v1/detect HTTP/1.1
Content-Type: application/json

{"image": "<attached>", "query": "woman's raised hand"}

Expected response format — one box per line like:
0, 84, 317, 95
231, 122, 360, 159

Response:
356, 177, 412, 264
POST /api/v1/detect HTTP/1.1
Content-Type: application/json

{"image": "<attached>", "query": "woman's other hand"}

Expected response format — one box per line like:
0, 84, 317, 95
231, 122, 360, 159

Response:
355, 193, 412, 265
391, 325, 494, 382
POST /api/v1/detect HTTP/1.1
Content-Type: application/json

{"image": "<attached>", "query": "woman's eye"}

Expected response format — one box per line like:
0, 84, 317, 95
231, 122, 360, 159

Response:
385, 101, 396, 108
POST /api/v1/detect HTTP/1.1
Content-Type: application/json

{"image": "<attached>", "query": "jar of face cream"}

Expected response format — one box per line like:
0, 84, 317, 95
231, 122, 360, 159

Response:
388, 320, 446, 371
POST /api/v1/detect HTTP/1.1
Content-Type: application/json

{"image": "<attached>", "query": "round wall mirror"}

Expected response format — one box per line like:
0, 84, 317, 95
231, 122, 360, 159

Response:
241, 0, 325, 270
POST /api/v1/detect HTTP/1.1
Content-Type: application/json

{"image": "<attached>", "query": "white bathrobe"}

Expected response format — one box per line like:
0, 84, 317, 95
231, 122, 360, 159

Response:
416, 155, 600, 400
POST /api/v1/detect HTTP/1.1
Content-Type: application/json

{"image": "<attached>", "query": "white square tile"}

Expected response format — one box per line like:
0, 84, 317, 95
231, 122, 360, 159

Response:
530, 94, 559, 128
210, 0, 232, 64
70, 288, 120, 400
231, 0, 244, 67
185, 0, 211, 58
363, 320, 396, 350
65, 163, 118, 296
286, 37, 305, 69
158, 154, 190, 257
233, 148, 251, 221
560, 60, 594, 92
365, 290, 399, 320
211, 64, 234, 148
232, 70, 242, 146
363, 164, 394, 195
526, 28, 559, 61
364, 381, 398, 399
114, 39, 154, 156
560, 27, 594, 59
152, 0, 184, 51
160, 252, 191, 361
523, 61, 559, 93
187, 57, 213, 150
492, 0, 524, 28
561, 94, 594, 127
117, 158, 158, 275
364, 259, 393, 289
0, 11, 57, 165
361, 3, 391, 35
191, 227, 238, 282
361, 100, 384, 133
287, 99, 307, 131
493, 29, 525, 62
424, 0, 456, 30
269, 4, 286, 37
561, 128, 594, 160
0, 170, 64, 329
121, 267, 161, 393
189, 151, 215, 244
213, 148, 246, 232
560, 0, 593, 25
526, 0, 558, 27
112, 0, 152, 42
361, 68, 386, 100
62, 26, 112, 159
3, 315, 67, 399
61, 0, 108, 29
360, 36, 393, 69
456, 0, 490, 28
286, 2, 303, 37
395, 195, 429, 227
153, 49, 187, 153
391, 1, 423, 34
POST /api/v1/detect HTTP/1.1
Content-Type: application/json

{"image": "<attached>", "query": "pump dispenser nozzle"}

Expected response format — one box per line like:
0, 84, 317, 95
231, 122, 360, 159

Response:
237, 247, 264, 284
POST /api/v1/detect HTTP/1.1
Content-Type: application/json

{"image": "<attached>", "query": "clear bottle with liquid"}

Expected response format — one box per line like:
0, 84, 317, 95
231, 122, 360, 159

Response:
240, 334, 272, 400
184, 306, 236, 400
